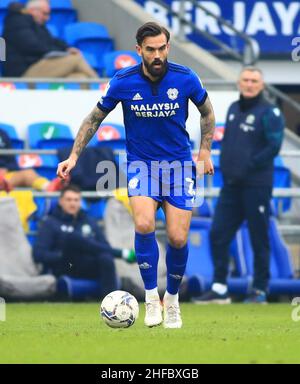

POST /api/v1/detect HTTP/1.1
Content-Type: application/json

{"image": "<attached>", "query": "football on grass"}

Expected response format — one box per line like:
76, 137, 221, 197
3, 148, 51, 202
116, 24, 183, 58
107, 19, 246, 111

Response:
100, 290, 139, 328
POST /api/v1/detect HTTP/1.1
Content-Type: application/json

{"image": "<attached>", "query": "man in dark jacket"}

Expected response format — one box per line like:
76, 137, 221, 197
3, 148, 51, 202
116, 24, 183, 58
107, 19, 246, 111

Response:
33, 185, 136, 297
3, 0, 97, 78
193, 67, 285, 304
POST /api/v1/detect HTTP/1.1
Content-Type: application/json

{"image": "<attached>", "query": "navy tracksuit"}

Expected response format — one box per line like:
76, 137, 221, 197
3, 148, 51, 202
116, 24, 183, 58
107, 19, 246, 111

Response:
33, 206, 118, 297
211, 93, 285, 292
0, 129, 18, 171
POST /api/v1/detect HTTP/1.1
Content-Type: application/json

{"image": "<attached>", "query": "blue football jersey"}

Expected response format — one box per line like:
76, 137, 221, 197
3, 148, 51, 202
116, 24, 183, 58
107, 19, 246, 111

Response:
97, 62, 207, 162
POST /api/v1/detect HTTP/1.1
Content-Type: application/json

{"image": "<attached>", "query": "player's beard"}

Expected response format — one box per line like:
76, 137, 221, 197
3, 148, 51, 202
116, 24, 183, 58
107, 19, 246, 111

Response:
143, 57, 168, 79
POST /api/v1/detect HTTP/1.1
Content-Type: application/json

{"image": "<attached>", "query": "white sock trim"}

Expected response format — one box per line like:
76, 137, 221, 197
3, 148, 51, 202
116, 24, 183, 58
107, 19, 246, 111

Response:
145, 288, 159, 302
164, 291, 179, 305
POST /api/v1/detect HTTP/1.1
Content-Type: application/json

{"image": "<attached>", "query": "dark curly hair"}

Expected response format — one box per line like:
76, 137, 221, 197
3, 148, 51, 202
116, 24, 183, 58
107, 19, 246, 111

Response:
136, 22, 170, 46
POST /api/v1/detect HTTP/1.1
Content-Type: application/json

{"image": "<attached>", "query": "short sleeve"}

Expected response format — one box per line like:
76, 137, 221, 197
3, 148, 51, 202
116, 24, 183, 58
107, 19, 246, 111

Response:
97, 76, 121, 113
188, 70, 207, 106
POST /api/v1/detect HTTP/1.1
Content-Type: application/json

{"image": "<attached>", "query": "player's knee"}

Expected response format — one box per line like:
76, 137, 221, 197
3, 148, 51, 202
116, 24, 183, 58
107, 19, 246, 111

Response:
168, 232, 188, 249
135, 217, 155, 234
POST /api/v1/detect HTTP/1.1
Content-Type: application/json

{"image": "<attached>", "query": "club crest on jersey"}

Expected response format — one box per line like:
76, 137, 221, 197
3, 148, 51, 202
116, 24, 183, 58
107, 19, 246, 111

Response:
167, 88, 179, 101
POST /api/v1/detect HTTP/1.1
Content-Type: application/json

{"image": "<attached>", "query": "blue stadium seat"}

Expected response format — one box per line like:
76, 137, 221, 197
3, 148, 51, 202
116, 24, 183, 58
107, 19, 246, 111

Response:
237, 219, 300, 294
17, 154, 59, 180
57, 275, 102, 299
64, 22, 114, 75
0, 122, 24, 149
48, 0, 77, 36
193, 200, 213, 218
211, 122, 225, 150
35, 82, 81, 90
207, 155, 292, 216
28, 122, 73, 149
103, 51, 141, 77
46, 23, 59, 38
186, 218, 215, 281
83, 52, 101, 74
89, 82, 109, 91
273, 156, 292, 214
186, 217, 299, 295
89, 122, 126, 151
85, 199, 107, 220
0, 82, 28, 90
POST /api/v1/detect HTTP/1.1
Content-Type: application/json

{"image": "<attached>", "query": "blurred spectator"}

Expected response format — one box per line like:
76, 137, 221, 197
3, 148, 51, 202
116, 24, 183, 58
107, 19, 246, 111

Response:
33, 185, 136, 297
0, 128, 64, 192
3, 0, 98, 78
193, 67, 285, 304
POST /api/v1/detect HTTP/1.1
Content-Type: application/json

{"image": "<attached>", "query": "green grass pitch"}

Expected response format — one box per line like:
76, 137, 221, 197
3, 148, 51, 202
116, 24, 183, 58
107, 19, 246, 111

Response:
1, 303, 300, 364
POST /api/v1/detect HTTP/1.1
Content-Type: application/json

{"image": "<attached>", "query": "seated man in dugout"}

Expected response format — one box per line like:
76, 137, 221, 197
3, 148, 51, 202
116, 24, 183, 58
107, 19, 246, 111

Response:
2, 0, 99, 79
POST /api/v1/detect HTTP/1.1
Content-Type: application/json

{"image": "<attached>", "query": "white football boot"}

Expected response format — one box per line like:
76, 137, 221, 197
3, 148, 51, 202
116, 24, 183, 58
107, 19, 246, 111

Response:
163, 303, 182, 329
144, 299, 163, 327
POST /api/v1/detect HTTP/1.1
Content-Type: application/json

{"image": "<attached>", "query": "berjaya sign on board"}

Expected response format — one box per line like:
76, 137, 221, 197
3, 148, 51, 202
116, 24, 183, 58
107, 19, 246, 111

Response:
135, 0, 300, 55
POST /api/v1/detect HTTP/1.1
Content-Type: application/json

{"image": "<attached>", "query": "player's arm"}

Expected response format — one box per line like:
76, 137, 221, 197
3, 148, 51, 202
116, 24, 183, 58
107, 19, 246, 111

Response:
57, 106, 108, 179
197, 96, 216, 175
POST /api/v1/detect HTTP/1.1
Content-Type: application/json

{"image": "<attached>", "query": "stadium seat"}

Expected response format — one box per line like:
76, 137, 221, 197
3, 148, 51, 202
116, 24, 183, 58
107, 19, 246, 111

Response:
85, 199, 107, 220
57, 275, 102, 299
64, 22, 114, 75
273, 156, 292, 214
48, 0, 77, 36
211, 122, 225, 150
235, 219, 300, 293
186, 217, 299, 295
35, 82, 81, 90
28, 122, 74, 149
186, 218, 214, 280
89, 82, 109, 91
46, 24, 59, 38
17, 154, 59, 180
103, 51, 141, 77
83, 52, 101, 74
193, 200, 213, 218
89, 122, 126, 151
0, 82, 28, 90
207, 155, 292, 216
0, 122, 24, 149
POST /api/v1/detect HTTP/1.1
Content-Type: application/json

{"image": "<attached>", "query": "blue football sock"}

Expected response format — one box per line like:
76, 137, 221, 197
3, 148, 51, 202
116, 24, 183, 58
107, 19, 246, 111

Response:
166, 243, 189, 295
135, 232, 159, 290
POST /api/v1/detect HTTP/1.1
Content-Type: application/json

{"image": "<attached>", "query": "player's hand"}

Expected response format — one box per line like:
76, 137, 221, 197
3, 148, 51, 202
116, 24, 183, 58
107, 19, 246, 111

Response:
197, 149, 214, 176
57, 156, 77, 180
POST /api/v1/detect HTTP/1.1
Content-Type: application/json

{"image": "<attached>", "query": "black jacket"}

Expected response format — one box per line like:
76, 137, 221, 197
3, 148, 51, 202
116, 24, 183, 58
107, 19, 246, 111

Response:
33, 206, 114, 275
3, 10, 68, 77
0, 129, 18, 171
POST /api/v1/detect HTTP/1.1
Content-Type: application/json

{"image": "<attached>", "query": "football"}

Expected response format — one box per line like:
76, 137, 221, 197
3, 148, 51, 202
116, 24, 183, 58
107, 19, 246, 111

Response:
100, 290, 139, 328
